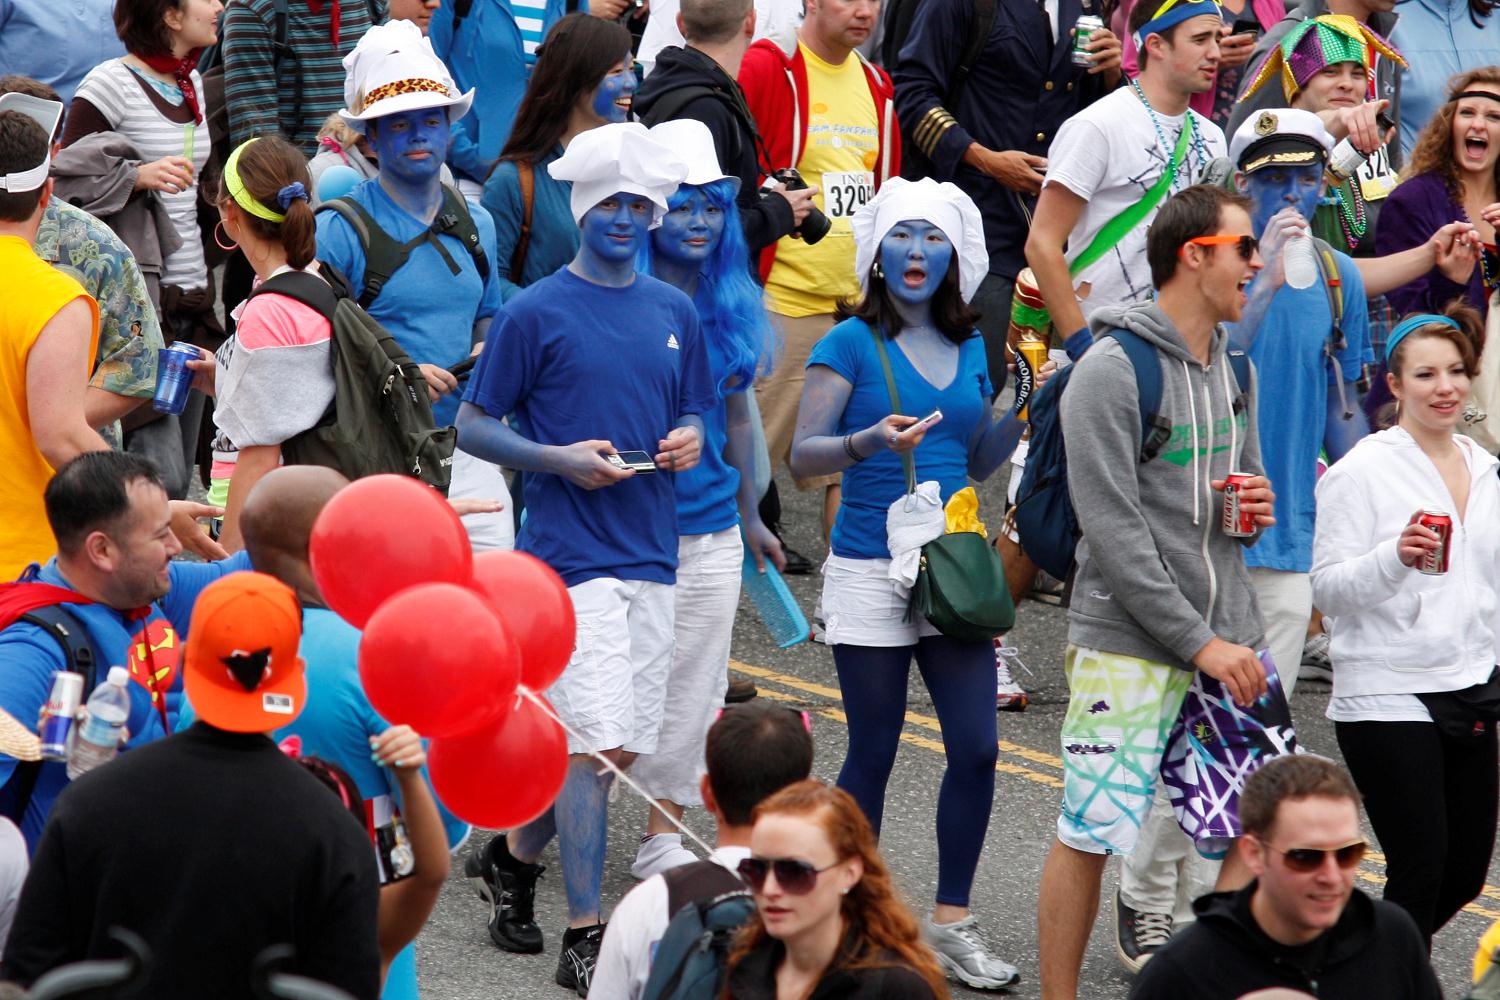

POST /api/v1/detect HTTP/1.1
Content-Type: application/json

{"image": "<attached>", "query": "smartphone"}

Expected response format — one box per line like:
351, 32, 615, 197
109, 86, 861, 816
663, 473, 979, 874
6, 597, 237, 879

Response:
1376, 110, 1396, 132
903, 409, 944, 437
608, 450, 657, 474
1230, 16, 1261, 35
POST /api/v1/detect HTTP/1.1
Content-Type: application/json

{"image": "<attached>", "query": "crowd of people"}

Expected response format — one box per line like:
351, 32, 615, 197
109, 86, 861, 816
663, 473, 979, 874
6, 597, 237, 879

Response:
1, 0, 1499, 995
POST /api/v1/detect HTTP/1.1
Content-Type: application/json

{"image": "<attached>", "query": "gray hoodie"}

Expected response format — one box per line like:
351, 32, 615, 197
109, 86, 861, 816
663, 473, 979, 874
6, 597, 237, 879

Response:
1061, 302, 1267, 670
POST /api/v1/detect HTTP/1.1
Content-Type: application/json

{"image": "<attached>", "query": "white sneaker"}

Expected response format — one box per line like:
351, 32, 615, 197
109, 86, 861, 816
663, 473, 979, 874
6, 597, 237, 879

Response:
922, 914, 1021, 990
630, 832, 698, 880
1300, 630, 1333, 683
993, 642, 1030, 712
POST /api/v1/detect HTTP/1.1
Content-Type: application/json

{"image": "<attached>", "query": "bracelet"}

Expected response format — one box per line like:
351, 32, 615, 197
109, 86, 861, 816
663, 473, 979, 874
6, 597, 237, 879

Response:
843, 433, 865, 463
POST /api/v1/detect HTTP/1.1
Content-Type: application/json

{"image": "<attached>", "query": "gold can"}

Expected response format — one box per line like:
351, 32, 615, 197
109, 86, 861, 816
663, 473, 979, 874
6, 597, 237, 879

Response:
1017, 339, 1049, 421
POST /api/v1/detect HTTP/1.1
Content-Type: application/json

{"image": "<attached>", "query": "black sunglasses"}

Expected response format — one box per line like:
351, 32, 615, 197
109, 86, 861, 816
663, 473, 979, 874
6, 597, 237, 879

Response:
737, 856, 839, 895
1183, 234, 1260, 261
1267, 839, 1367, 873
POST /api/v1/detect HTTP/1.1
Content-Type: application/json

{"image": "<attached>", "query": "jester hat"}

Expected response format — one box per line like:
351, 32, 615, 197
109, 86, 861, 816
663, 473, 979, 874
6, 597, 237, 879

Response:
1240, 14, 1404, 103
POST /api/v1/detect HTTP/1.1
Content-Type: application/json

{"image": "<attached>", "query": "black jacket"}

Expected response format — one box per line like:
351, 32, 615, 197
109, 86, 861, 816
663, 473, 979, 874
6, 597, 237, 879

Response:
725, 937, 938, 1000
634, 45, 797, 256
1129, 883, 1442, 1000
3, 723, 381, 999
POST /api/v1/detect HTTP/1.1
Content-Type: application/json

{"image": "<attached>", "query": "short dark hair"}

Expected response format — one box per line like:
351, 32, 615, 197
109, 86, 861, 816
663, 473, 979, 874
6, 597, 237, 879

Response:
1128, 0, 1188, 67
44, 452, 166, 554
680, 0, 753, 44
1147, 184, 1252, 288
837, 253, 982, 346
0, 75, 61, 105
1240, 755, 1360, 839
705, 702, 814, 825
113, 0, 180, 58
0, 111, 49, 222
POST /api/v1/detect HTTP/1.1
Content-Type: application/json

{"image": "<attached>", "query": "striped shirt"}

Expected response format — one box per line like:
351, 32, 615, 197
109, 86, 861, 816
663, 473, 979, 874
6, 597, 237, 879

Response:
73, 60, 211, 291
223, 0, 386, 155
510, 0, 548, 64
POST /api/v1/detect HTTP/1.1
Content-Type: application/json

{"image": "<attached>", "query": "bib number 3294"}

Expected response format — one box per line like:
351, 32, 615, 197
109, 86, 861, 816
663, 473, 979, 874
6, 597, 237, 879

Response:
821, 170, 874, 219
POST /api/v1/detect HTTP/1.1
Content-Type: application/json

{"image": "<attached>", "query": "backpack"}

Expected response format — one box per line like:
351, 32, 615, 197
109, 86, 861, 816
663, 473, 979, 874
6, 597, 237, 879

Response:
246, 267, 457, 491
1012, 328, 1251, 583
318, 184, 491, 311
882, 0, 997, 180
640, 861, 754, 1000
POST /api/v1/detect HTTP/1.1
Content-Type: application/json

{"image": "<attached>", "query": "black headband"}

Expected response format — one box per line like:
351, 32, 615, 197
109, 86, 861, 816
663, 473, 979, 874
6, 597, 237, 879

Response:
1452, 90, 1500, 105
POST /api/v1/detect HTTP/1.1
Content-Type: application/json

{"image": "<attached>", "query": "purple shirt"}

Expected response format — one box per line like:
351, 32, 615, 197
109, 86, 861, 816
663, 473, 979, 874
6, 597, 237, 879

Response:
1375, 171, 1492, 321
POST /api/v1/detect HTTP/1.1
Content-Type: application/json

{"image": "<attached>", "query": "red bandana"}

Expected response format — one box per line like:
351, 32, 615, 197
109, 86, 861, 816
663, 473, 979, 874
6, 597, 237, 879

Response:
304, 0, 344, 48
136, 50, 203, 124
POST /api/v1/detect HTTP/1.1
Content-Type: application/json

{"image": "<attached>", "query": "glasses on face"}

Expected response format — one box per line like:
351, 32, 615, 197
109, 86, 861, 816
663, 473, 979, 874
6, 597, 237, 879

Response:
737, 856, 840, 895
1267, 839, 1368, 873
1182, 234, 1259, 261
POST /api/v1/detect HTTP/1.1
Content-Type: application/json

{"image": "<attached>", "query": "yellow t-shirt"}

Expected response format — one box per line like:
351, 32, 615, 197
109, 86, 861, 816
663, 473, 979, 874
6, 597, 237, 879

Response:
0, 235, 100, 579
764, 43, 879, 318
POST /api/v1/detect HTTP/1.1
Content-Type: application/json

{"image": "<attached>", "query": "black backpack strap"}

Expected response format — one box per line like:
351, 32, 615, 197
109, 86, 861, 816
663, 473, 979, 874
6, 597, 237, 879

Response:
663, 860, 744, 917
320, 197, 405, 310
948, 0, 997, 109
433, 183, 491, 280
1104, 328, 1170, 464
248, 269, 341, 321
452, 0, 475, 30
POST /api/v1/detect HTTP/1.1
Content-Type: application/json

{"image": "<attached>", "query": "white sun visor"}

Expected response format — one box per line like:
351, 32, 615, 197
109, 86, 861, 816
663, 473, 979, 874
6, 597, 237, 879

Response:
0, 92, 63, 193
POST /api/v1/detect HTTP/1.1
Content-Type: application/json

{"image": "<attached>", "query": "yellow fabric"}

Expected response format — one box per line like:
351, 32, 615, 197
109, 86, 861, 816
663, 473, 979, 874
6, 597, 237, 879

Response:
1475, 918, 1500, 983
765, 43, 879, 317
0, 236, 100, 579
944, 486, 987, 538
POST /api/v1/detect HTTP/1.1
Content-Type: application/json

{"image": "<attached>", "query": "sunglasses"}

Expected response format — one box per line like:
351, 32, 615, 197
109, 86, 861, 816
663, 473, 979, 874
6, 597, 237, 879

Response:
1266, 839, 1368, 873
1182, 234, 1259, 261
737, 856, 840, 895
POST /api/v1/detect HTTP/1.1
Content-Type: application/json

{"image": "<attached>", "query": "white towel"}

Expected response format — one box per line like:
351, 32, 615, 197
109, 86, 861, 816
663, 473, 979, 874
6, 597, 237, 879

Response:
886, 481, 945, 588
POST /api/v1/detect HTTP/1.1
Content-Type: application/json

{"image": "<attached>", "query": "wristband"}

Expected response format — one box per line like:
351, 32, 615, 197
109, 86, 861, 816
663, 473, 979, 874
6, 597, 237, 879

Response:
843, 433, 865, 463
1063, 326, 1093, 362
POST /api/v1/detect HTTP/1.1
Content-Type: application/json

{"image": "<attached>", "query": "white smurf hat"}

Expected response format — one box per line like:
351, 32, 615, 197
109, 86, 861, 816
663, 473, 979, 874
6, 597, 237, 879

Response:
0, 92, 63, 193
339, 20, 474, 134
647, 119, 739, 192
549, 122, 690, 226
851, 176, 988, 303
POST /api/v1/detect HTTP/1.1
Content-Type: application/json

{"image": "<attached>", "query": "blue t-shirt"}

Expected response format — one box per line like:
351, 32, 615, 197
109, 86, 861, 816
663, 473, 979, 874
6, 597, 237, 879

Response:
809, 318, 993, 560
464, 266, 717, 585
1246, 251, 1371, 574
675, 280, 746, 537
0, 552, 252, 850
314, 180, 502, 426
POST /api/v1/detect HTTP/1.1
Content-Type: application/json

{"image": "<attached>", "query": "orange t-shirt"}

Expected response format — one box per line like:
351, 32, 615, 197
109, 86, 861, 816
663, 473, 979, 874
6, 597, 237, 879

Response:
0, 235, 100, 579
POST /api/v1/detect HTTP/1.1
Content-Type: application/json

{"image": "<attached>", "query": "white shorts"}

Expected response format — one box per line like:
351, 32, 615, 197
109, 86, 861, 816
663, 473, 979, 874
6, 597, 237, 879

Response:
448, 446, 515, 552
820, 553, 940, 648
547, 576, 676, 755
633, 528, 743, 804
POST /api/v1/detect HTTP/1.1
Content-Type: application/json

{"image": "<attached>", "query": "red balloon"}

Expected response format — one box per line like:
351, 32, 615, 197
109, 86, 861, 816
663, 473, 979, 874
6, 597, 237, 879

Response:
309, 475, 472, 628
429, 693, 569, 829
359, 583, 519, 737
470, 551, 575, 691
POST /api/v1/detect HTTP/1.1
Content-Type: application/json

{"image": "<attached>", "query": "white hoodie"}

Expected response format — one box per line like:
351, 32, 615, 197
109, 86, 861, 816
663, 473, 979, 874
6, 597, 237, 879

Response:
1311, 427, 1500, 707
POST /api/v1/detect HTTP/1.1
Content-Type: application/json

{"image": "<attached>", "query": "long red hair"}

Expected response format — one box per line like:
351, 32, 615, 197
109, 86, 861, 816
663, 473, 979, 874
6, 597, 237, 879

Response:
723, 780, 949, 998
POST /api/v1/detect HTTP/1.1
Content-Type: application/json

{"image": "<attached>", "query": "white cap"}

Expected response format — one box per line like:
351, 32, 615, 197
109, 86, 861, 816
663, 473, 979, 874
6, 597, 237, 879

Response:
549, 122, 690, 226
0, 92, 63, 193
850, 177, 989, 303
1228, 107, 1334, 174
647, 119, 739, 192
107, 666, 130, 687
339, 20, 474, 134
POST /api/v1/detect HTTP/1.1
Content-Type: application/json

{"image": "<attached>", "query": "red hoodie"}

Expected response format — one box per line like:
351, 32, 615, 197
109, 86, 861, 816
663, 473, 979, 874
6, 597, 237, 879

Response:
737, 38, 901, 283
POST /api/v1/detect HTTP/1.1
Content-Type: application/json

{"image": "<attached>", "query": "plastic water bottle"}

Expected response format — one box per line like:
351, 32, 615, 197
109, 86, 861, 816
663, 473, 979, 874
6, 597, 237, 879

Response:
67, 667, 132, 780
1283, 231, 1318, 291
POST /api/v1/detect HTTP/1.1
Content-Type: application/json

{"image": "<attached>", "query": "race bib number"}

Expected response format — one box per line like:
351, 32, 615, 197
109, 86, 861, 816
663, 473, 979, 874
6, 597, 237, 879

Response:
821, 170, 874, 219
1357, 146, 1398, 201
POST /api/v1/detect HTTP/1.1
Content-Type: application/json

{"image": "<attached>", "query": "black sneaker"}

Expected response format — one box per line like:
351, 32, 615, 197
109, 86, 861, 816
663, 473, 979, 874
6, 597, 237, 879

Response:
1115, 891, 1172, 974
482, 836, 546, 954
725, 677, 757, 703
464, 836, 498, 903
780, 544, 813, 575
555, 923, 606, 997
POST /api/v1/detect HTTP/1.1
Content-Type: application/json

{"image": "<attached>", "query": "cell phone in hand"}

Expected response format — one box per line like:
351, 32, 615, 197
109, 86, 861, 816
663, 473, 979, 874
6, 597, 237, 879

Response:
607, 450, 657, 474
902, 409, 944, 437
1230, 16, 1261, 35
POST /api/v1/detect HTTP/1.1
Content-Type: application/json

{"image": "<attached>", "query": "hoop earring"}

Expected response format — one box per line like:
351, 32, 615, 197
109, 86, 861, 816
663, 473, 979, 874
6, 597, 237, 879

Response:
214, 220, 238, 252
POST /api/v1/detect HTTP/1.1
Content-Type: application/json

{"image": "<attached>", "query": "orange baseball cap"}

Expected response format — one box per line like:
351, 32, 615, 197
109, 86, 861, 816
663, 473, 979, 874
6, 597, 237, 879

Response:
183, 572, 307, 733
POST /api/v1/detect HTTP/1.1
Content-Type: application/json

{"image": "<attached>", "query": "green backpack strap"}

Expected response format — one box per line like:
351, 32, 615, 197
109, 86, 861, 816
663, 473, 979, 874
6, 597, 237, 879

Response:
867, 325, 918, 495
1070, 116, 1195, 278
1312, 238, 1356, 419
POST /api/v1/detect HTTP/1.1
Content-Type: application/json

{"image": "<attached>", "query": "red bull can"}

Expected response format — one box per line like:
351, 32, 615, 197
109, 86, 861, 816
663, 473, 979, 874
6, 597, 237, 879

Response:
1418, 509, 1453, 576
1222, 472, 1256, 537
40, 671, 83, 761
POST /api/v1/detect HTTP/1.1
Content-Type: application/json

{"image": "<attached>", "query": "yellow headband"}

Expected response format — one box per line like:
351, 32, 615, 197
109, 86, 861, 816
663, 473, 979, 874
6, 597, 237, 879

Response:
223, 139, 286, 223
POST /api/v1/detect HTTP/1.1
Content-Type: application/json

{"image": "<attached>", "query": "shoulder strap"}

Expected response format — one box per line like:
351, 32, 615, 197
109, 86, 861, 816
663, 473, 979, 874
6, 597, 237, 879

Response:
1070, 117, 1194, 278
270, 0, 291, 74
867, 326, 917, 494
1312, 238, 1343, 330
452, 0, 475, 29
511, 161, 536, 280
1103, 328, 1169, 464
638, 85, 723, 128
663, 860, 745, 916
321, 197, 406, 310
437, 183, 489, 279
248, 270, 340, 322
1227, 348, 1251, 397
946, 0, 998, 109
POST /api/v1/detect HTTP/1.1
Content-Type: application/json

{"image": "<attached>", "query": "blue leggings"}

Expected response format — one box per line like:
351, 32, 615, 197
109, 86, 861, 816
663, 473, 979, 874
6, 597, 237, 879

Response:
833, 635, 998, 907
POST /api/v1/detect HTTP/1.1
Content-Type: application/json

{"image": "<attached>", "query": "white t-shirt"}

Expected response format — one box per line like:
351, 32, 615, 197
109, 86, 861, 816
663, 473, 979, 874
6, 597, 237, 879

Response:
591, 845, 751, 1000
1043, 86, 1226, 318
639, 0, 800, 76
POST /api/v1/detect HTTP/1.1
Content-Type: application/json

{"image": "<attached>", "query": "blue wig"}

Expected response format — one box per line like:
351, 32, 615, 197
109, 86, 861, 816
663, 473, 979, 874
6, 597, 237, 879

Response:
642, 178, 779, 396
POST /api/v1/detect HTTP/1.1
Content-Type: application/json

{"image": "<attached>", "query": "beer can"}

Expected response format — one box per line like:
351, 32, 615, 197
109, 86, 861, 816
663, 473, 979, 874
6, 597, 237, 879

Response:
1072, 15, 1105, 67
153, 341, 200, 416
1221, 471, 1256, 538
40, 671, 83, 761
1418, 508, 1453, 576
1017, 340, 1049, 421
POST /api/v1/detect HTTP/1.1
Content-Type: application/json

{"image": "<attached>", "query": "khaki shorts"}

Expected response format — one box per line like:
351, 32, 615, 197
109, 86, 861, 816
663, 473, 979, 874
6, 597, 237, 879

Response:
755, 311, 840, 491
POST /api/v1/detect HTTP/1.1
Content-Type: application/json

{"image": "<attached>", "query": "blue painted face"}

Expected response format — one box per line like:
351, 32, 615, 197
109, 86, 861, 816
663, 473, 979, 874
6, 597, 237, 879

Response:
1244, 162, 1325, 234
580, 190, 655, 264
652, 187, 725, 266
589, 55, 638, 124
878, 220, 954, 306
368, 107, 451, 187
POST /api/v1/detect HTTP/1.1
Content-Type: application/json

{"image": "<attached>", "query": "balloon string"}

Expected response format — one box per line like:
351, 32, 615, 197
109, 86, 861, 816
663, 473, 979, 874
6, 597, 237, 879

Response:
517, 687, 717, 857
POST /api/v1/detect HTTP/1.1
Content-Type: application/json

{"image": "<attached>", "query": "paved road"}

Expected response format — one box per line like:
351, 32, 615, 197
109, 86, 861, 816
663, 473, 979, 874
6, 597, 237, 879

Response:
415, 467, 1489, 998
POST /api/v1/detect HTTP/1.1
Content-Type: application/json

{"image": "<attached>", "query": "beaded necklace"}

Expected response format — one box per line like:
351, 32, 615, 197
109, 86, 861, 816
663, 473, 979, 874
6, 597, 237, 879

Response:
1331, 178, 1367, 249
1130, 77, 1206, 191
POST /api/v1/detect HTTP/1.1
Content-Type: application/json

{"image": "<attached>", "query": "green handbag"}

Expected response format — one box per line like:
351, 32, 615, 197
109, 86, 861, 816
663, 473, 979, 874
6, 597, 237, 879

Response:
869, 328, 1016, 642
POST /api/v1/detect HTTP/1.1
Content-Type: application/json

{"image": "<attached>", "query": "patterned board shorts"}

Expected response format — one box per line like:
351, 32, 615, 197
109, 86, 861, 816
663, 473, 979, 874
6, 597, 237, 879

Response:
1057, 645, 1298, 858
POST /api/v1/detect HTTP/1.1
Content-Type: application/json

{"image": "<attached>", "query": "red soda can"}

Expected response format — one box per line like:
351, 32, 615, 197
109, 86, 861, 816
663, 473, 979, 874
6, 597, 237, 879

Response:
1221, 472, 1256, 537
1418, 508, 1453, 576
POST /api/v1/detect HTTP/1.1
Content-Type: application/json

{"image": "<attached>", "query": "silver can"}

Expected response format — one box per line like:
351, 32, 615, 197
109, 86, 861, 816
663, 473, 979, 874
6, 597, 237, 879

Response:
1072, 15, 1105, 67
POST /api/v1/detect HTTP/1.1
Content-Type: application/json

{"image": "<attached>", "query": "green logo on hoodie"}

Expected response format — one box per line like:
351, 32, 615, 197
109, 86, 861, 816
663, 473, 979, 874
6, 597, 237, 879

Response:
1158, 411, 1249, 467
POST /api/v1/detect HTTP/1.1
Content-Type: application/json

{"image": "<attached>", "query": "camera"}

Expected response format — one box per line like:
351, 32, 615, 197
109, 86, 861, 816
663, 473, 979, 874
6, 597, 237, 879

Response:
771, 168, 832, 245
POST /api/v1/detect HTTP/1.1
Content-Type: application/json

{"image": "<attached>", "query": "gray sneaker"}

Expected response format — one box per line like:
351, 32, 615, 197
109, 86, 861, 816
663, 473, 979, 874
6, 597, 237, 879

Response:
922, 914, 1020, 990
1115, 892, 1172, 974
1300, 630, 1333, 683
